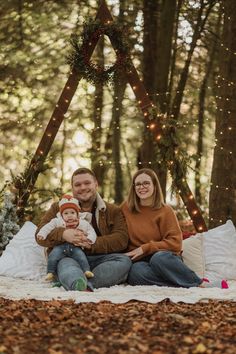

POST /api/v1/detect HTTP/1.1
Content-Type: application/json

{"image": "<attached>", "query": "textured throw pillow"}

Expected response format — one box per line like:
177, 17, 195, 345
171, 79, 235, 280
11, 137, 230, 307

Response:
0, 221, 46, 280
203, 220, 236, 281
202, 220, 236, 280
182, 234, 204, 278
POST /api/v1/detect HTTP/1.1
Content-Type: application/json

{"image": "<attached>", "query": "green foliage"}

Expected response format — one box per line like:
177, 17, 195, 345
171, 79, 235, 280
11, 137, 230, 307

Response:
68, 20, 132, 85
0, 0, 224, 214
148, 107, 191, 191
0, 192, 20, 256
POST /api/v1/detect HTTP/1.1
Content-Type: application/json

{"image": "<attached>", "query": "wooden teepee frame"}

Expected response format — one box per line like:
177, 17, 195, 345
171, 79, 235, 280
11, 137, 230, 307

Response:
16, 0, 207, 232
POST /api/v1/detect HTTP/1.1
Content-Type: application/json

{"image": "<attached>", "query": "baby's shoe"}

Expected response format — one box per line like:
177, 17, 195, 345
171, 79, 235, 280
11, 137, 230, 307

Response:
85, 270, 94, 279
75, 277, 87, 291
45, 272, 55, 281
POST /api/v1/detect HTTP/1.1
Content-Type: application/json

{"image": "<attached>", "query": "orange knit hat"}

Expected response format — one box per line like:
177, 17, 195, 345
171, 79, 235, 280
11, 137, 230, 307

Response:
59, 194, 80, 214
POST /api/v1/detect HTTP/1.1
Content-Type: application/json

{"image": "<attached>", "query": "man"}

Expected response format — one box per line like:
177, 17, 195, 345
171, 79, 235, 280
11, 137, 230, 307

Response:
36, 167, 131, 291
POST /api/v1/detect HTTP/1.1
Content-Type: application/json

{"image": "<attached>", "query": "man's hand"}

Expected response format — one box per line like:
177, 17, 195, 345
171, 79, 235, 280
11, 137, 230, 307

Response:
62, 229, 92, 249
36, 235, 44, 241
125, 247, 144, 260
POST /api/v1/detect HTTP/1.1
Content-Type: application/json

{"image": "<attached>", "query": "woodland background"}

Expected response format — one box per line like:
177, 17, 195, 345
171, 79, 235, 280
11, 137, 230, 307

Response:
1, 0, 236, 228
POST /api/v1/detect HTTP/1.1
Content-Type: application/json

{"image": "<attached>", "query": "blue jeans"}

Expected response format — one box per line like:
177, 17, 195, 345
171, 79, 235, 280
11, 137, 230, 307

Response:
47, 243, 90, 275
57, 253, 132, 291
128, 251, 202, 288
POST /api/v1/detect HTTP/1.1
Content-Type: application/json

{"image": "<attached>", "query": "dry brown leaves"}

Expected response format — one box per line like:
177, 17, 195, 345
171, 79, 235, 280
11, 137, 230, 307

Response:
0, 298, 236, 353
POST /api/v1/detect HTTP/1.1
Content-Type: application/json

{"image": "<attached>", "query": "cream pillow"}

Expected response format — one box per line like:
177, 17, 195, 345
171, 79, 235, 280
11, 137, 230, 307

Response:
182, 233, 204, 278
203, 220, 236, 281
0, 221, 46, 280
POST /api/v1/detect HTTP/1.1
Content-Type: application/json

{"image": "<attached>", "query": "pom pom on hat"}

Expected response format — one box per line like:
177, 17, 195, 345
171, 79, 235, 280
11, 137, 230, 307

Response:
59, 194, 80, 214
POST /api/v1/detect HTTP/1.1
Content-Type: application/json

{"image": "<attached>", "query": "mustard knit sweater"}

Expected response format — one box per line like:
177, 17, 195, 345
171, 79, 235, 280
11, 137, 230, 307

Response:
122, 202, 182, 257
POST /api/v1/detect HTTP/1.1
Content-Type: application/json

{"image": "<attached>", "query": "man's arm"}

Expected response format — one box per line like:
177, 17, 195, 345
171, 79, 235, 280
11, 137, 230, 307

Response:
78, 220, 97, 244
87, 205, 129, 254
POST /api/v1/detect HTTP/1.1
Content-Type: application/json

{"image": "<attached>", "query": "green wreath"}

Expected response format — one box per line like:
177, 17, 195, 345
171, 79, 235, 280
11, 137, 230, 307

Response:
68, 21, 131, 85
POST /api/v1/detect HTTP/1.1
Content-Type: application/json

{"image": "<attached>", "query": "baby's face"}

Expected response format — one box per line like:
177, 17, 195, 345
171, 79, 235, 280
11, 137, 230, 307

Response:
62, 208, 79, 222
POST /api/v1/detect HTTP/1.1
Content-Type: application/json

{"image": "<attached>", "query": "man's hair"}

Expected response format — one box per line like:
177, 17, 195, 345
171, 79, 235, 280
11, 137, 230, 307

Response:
127, 168, 164, 213
71, 167, 96, 184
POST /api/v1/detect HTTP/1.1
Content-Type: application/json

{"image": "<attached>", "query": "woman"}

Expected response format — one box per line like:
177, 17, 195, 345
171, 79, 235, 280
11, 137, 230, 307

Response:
122, 168, 228, 289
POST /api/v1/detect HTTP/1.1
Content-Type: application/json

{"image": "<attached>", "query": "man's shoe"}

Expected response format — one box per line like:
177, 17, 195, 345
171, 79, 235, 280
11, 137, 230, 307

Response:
75, 277, 87, 291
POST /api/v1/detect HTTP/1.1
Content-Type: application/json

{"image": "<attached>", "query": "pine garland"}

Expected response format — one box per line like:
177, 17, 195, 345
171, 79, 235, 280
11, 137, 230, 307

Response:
0, 192, 20, 256
148, 107, 190, 190
68, 20, 131, 85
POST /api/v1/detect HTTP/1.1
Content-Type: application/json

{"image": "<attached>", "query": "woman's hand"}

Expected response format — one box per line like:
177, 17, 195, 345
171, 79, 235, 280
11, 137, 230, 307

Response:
125, 247, 144, 260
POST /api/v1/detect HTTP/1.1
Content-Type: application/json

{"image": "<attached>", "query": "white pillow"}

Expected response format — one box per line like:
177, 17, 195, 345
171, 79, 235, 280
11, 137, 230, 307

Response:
0, 221, 46, 280
203, 220, 236, 281
182, 234, 204, 278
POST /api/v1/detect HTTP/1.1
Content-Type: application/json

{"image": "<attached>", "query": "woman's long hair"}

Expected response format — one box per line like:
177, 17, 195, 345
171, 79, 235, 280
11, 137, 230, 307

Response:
127, 168, 165, 213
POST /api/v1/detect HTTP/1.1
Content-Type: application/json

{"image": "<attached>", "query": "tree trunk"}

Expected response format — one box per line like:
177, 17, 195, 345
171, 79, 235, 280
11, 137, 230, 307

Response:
112, 79, 126, 204
139, 0, 176, 197
167, 0, 182, 112
90, 37, 104, 186
60, 120, 67, 188
170, 0, 214, 121
195, 11, 221, 205
209, 1, 236, 227
112, 0, 126, 204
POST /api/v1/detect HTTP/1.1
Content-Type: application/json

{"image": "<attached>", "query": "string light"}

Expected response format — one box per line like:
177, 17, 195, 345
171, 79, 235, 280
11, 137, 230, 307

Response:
13, 16, 235, 229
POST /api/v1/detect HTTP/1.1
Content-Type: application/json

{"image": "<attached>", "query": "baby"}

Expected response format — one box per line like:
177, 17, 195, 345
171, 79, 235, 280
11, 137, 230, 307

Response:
37, 194, 96, 289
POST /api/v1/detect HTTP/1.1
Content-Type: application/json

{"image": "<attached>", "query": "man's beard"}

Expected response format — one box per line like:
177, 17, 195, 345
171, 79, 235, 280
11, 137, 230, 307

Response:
79, 192, 96, 206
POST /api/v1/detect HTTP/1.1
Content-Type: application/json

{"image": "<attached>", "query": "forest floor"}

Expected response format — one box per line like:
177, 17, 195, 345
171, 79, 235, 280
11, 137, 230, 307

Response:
0, 298, 236, 354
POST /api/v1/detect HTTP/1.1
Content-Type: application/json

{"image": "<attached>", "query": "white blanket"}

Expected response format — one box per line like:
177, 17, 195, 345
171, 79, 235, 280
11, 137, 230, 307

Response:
1, 221, 236, 304
0, 276, 236, 304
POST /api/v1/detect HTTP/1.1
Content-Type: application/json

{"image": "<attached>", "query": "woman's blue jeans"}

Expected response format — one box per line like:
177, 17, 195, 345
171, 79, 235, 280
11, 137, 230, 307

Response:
57, 253, 132, 291
128, 251, 202, 288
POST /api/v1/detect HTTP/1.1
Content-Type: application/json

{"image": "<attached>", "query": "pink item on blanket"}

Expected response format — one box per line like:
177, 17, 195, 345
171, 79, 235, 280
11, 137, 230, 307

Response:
202, 278, 229, 289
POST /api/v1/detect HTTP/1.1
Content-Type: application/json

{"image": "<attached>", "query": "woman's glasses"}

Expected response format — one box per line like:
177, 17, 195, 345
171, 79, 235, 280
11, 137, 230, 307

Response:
134, 181, 151, 189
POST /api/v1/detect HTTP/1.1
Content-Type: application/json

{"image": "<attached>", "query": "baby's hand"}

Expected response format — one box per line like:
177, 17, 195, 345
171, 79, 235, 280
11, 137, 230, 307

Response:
37, 235, 44, 241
